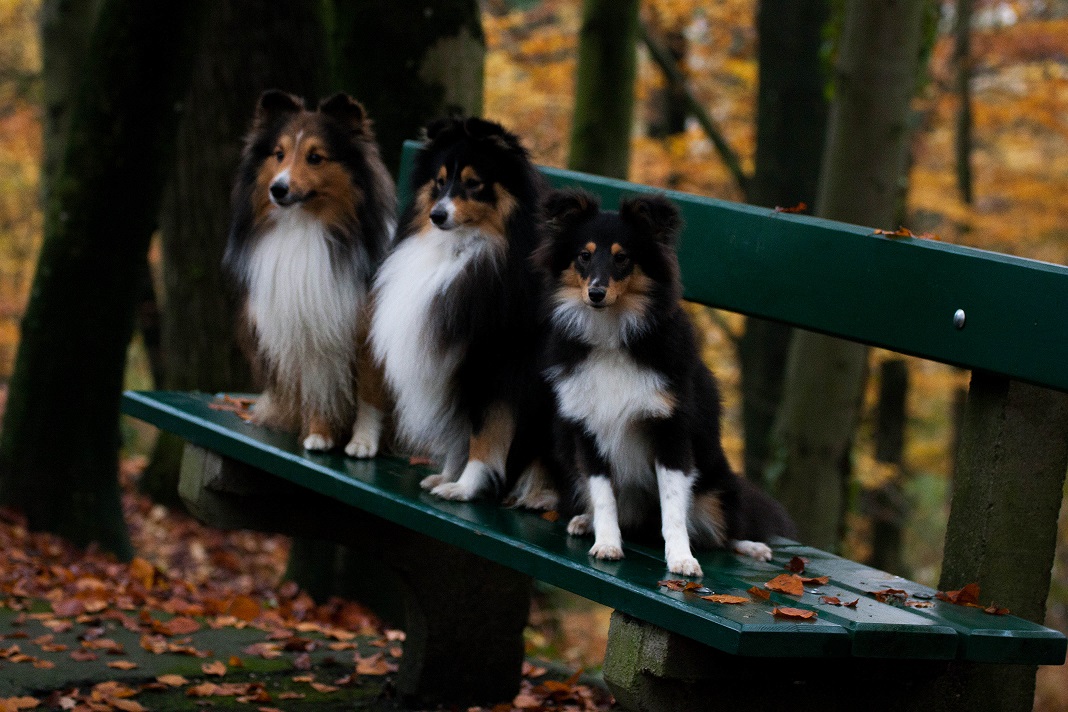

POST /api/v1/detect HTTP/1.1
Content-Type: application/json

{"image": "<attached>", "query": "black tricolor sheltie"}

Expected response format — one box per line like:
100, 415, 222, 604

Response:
370, 117, 558, 508
224, 90, 395, 456
535, 189, 796, 576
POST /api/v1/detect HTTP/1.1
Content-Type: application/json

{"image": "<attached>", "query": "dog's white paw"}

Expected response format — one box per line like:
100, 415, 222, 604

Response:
732, 540, 773, 562
344, 433, 378, 459
420, 474, 448, 491
431, 481, 478, 501
302, 433, 334, 451
667, 555, 703, 577
514, 489, 559, 512
589, 542, 624, 560
567, 514, 592, 536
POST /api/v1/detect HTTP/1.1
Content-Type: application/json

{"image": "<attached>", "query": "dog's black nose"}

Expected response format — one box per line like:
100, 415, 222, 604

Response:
430, 206, 448, 226
270, 182, 289, 201
588, 286, 607, 304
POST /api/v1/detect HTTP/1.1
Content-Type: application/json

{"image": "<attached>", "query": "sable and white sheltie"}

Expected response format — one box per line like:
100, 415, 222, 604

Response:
224, 90, 395, 456
370, 117, 557, 507
536, 189, 796, 576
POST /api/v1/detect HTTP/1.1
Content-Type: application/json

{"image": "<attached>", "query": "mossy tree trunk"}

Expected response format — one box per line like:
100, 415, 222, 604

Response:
772, 0, 927, 551
141, 0, 331, 507
0, 0, 204, 558
568, 0, 640, 179
739, 0, 830, 487
329, 0, 485, 175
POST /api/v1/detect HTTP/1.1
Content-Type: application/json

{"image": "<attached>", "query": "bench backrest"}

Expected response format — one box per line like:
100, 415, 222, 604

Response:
399, 140, 1068, 393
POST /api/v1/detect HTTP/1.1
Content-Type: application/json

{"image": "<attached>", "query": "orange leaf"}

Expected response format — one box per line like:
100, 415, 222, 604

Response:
764, 574, 805, 596
0, 697, 39, 710
748, 586, 771, 601
107, 660, 139, 670
819, 596, 841, 605
800, 576, 830, 585
701, 594, 749, 605
936, 583, 981, 606
156, 675, 189, 687
844, 598, 859, 608
161, 616, 201, 636
657, 579, 688, 592
129, 557, 156, 589
774, 202, 808, 213
984, 604, 1011, 616
772, 606, 817, 620
541, 510, 560, 522
310, 682, 339, 693
202, 660, 227, 677
871, 588, 908, 603
109, 700, 146, 712
227, 596, 261, 622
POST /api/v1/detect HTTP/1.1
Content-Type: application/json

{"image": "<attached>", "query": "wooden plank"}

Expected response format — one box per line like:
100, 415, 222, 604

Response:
397, 141, 1068, 394
122, 391, 1067, 664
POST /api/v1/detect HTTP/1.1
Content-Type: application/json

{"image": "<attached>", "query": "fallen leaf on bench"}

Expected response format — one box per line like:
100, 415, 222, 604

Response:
984, 604, 1011, 616
157, 616, 201, 636
873, 226, 939, 240
0, 697, 39, 710
820, 596, 841, 605
310, 682, 340, 693
800, 576, 829, 585
775, 202, 808, 213
356, 651, 398, 675
657, 579, 688, 592
765, 574, 805, 596
785, 556, 807, 573
935, 582, 981, 606
748, 586, 771, 601
871, 588, 908, 603
701, 594, 749, 604
541, 510, 560, 522
156, 675, 188, 687
106, 660, 138, 670
772, 607, 817, 620
226, 595, 261, 621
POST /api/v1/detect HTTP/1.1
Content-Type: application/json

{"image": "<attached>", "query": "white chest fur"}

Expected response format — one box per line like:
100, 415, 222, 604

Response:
550, 348, 674, 486
245, 210, 364, 420
370, 226, 494, 453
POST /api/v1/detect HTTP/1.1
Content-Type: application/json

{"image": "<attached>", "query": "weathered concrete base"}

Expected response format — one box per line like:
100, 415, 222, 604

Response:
603, 612, 950, 712
179, 445, 532, 707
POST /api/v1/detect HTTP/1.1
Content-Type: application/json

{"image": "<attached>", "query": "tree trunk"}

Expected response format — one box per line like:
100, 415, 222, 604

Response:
329, 0, 485, 175
739, 0, 830, 487
568, 0, 640, 179
772, 0, 927, 551
954, 0, 974, 204
140, 0, 331, 507
0, 0, 204, 558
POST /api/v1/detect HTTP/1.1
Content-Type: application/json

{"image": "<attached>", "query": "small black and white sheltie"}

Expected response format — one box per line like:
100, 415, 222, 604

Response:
224, 90, 395, 456
370, 117, 558, 507
536, 189, 796, 576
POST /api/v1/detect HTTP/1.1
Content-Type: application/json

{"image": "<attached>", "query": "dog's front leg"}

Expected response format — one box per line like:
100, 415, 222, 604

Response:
587, 474, 624, 560
432, 403, 514, 501
656, 463, 702, 577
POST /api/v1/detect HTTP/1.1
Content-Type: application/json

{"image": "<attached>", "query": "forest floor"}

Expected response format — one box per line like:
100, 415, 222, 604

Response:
0, 452, 614, 712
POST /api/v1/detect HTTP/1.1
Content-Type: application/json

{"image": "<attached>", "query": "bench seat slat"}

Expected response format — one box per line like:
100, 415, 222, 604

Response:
122, 390, 1066, 665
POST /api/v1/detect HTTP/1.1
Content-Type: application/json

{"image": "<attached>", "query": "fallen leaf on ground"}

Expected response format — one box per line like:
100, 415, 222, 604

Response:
764, 574, 804, 596
156, 675, 188, 687
356, 652, 398, 675
310, 682, 339, 693
0, 697, 39, 711
107, 660, 138, 670
202, 660, 227, 676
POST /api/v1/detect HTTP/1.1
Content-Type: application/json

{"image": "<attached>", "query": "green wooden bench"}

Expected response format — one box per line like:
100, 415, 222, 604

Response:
122, 140, 1068, 710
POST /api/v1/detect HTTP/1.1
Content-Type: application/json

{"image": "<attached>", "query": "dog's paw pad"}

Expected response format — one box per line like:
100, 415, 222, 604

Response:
302, 434, 334, 451
344, 434, 378, 459
589, 542, 624, 560
732, 540, 773, 562
420, 474, 447, 490
431, 482, 477, 501
667, 556, 703, 577
567, 514, 592, 536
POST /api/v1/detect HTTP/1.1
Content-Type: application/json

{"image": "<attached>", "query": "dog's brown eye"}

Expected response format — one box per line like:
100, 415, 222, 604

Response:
435, 176, 446, 189
464, 178, 482, 192
274, 149, 284, 162
307, 152, 323, 165
613, 252, 629, 266
577, 251, 591, 265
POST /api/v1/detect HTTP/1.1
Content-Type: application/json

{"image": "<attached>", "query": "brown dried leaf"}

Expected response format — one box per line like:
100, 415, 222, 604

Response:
771, 606, 817, 620
107, 660, 139, 670
156, 674, 189, 687
774, 202, 808, 213
701, 594, 749, 605
0, 697, 39, 710
748, 586, 771, 601
984, 604, 1011, 616
356, 652, 397, 676
657, 579, 688, 592
785, 556, 807, 573
764, 574, 804, 596
871, 588, 908, 603
541, 510, 560, 522
202, 660, 227, 676
819, 596, 842, 605
800, 576, 830, 585
310, 682, 339, 693
936, 582, 981, 606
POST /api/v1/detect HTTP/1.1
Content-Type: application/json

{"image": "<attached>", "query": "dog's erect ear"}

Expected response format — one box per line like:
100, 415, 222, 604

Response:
254, 90, 302, 130
620, 194, 682, 247
318, 93, 371, 135
424, 117, 461, 143
543, 189, 599, 229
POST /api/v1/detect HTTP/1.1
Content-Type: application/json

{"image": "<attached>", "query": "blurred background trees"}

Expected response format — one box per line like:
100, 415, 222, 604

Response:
1, 0, 1068, 704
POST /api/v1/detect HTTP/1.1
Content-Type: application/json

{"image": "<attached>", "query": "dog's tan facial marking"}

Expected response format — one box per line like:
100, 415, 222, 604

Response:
411, 179, 437, 236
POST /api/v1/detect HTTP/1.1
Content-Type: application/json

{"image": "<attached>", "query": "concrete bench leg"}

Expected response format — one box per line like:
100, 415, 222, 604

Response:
179, 445, 531, 706
603, 612, 949, 712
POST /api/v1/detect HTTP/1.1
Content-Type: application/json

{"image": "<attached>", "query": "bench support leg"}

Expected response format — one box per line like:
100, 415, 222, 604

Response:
938, 373, 1068, 712
603, 612, 948, 712
179, 445, 532, 706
